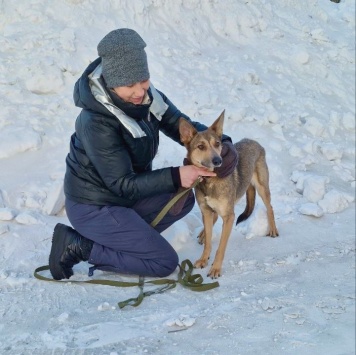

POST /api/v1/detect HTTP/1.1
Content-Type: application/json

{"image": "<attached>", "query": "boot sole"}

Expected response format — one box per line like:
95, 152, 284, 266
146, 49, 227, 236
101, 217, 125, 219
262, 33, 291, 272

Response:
49, 223, 74, 280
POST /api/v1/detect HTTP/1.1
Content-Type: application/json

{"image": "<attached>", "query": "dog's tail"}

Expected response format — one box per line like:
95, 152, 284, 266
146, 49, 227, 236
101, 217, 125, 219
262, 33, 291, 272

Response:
236, 184, 256, 225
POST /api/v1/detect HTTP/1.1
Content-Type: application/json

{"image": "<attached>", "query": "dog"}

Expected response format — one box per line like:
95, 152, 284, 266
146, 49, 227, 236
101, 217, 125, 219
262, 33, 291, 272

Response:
179, 110, 279, 278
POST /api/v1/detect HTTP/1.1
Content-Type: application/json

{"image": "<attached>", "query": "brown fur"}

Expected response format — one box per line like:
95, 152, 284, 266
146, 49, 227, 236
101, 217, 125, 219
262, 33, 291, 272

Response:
179, 111, 279, 278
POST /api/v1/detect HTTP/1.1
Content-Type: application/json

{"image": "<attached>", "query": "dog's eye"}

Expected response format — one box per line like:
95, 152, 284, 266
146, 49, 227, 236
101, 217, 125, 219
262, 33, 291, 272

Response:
197, 144, 205, 150
215, 141, 221, 147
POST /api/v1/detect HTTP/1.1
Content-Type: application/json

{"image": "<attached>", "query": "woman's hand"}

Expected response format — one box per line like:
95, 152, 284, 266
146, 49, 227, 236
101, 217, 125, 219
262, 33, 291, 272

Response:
179, 165, 216, 188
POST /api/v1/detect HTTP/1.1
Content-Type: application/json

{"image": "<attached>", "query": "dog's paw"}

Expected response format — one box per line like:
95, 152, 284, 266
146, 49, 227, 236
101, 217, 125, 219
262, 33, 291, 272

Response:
266, 228, 279, 238
207, 266, 221, 279
194, 258, 208, 269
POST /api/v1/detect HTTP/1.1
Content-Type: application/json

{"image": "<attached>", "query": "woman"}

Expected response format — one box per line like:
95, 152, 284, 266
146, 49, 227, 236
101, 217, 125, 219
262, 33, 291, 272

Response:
49, 28, 229, 280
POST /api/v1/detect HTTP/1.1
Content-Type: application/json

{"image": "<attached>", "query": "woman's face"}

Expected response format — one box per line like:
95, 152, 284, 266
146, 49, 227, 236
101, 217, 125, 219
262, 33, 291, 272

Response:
113, 79, 150, 105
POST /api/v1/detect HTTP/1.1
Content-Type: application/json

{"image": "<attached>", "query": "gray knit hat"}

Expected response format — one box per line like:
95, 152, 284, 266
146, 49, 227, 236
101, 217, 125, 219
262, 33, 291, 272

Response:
97, 28, 150, 88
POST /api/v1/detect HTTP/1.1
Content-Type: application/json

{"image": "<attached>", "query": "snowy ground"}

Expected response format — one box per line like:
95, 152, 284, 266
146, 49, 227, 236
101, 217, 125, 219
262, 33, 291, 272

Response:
0, 0, 355, 354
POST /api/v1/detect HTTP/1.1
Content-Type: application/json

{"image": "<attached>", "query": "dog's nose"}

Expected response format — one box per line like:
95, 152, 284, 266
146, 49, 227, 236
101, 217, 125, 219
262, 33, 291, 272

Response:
212, 156, 222, 167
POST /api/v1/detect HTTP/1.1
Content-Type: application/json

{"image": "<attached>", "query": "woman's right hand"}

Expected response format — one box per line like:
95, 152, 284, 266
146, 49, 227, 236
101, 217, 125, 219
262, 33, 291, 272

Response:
179, 165, 216, 188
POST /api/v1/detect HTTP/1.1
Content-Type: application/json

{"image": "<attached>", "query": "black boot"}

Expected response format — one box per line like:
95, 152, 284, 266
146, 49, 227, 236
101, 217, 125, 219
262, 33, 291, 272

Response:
49, 223, 93, 280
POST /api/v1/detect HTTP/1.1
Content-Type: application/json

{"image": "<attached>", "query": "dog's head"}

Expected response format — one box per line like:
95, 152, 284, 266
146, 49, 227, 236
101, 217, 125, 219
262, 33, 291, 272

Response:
179, 110, 225, 171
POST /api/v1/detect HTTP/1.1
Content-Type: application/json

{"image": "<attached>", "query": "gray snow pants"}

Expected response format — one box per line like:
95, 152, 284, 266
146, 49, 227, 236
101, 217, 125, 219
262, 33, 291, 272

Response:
65, 191, 195, 277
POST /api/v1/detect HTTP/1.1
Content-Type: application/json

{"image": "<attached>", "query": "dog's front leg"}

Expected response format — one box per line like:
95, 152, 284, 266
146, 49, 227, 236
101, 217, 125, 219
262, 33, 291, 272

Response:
208, 213, 235, 278
194, 207, 215, 269
197, 211, 218, 245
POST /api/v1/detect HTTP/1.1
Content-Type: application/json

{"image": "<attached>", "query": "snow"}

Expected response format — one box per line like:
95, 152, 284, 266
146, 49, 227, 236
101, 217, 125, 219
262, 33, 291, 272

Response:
0, 0, 355, 354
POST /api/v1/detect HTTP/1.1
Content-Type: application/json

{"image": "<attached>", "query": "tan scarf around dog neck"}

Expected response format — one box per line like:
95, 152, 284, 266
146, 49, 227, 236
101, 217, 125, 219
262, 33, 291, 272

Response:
183, 141, 238, 178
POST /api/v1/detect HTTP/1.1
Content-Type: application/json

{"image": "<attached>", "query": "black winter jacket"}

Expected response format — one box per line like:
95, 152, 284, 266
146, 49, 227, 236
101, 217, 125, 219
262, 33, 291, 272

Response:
64, 58, 210, 207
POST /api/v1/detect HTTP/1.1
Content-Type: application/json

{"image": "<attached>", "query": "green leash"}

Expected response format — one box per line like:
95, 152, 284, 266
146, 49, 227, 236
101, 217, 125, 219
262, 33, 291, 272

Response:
34, 179, 219, 308
149, 179, 200, 228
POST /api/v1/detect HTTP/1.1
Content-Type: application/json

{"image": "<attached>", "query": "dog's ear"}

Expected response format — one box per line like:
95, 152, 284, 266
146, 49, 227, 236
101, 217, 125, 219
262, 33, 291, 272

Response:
179, 118, 197, 145
210, 110, 225, 138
